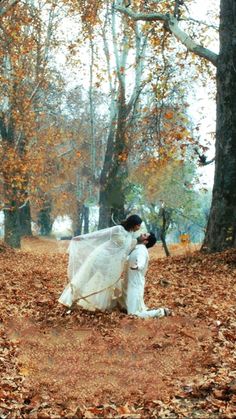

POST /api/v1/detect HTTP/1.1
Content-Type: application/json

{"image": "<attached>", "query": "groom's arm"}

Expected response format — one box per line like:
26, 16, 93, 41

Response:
129, 246, 146, 271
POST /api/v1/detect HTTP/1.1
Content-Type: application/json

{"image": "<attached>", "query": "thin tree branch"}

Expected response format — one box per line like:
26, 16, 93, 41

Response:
0, 197, 29, 211
114, 4, 218, 66
127, 22, 148, 112
181, 17, 218, 31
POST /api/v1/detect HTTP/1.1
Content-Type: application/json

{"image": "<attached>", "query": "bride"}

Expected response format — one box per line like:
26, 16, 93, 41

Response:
58, 214, 142, 311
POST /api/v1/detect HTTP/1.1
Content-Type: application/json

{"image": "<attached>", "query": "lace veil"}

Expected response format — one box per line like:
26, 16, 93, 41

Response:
59, 225, 137, 310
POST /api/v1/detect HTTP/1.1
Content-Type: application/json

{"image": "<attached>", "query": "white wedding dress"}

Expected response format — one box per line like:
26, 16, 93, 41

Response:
58, 225, 137, 311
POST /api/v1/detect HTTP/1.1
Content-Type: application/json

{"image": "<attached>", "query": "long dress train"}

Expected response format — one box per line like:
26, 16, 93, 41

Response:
58, 225, 137, 311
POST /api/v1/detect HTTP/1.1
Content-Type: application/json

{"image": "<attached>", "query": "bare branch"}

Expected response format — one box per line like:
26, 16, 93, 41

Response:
201, 157, 215, 166
57, 146, 76, 159
182, 17, 218, 31
194, 147, 215, 165
127, 22, 148, 112
14, 81, 42, 150
114, 4, 218, 66
0, 197, 29, 211
168, 15, 218, 66
18, 197, 29, 209
115, 4, 168, 22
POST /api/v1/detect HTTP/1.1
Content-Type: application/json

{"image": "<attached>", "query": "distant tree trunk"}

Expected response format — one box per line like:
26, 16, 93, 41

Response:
1, 114, 22, 248
38, 202, 52, 236
99, 177, 126, 228
203, 0, 236, 251
99, 172, 126, 228
98, 98, 127, 228
4, 206, 21, 248
73, 202, 84, 236
19, 201, 32, 236
159, 206, 171, 257
160, 230, 170, 257
98, 192, 112, 229
83, 205, 89, 234
73, 203, 90, 235
2, 187, 23, 248
98, 115, 117, 228
73, 202, 89, 236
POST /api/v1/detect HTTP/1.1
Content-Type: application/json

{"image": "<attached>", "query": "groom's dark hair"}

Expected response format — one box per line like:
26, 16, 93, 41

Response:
146, 232, 157, 248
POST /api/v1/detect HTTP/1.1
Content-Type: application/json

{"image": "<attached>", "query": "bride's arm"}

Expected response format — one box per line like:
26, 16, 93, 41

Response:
72, 226, 118, 241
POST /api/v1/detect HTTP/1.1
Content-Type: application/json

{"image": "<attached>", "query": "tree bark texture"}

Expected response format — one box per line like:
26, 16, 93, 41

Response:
1, 115, 23, 248
19, 201, 32, 236
38, 202, 52, 236
73, 202, 84, 236
159, 207, 171, 257
83, 205, 89, 234
203, 0, 236, 251
4, 206, 21, 248
98, 91, 127, 228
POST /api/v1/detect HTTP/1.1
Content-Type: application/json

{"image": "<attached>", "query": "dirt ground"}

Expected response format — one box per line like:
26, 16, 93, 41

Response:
0, 237, 235, 418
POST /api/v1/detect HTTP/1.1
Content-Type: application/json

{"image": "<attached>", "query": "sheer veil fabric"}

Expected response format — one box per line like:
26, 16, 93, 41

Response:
58, 225, 137, 311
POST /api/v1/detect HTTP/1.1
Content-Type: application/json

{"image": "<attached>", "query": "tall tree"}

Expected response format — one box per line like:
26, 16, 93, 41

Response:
0, 0, 63, 247
98, 3, 148, 227
115, 0, 236, 252
0, 1, 39, 247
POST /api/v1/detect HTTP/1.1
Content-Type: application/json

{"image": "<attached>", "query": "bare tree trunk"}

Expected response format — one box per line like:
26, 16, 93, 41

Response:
160, 230, 170, 257
73, 201, 84, 236
159, 206, 171, 257
19, 200, 32, 236
83, 205, 89, 233
4, 206, 21, 248
38, 201, 52, 236
98, 87, 127, 228
1, 113, 22, 248
98, 9, 147, 227
202, 0, 236, 251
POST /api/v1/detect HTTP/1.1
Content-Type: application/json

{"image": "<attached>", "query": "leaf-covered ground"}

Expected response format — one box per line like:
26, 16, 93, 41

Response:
0, 238, 236, 419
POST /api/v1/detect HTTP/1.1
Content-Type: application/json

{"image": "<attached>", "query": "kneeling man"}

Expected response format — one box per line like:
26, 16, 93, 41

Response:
125, 232, 171, 318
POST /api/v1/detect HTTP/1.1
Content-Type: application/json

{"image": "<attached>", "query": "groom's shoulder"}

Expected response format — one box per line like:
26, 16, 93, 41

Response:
137, 243, 147, 252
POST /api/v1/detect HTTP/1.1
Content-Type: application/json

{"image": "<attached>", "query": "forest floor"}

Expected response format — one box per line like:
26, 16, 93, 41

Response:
0, 237, 236, 419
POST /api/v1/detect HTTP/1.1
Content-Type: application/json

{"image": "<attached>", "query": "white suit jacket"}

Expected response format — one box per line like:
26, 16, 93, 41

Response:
126, 244, 149, 314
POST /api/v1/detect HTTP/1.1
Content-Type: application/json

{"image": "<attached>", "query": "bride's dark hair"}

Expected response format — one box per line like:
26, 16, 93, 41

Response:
120, 214, 142, 231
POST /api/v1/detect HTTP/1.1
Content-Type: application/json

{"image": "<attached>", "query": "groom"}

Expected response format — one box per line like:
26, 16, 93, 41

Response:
120, 232, 171, 318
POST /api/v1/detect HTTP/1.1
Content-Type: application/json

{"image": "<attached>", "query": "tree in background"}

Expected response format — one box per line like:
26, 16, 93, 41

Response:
97, 3, 148, 226
115, 0, 235, 252
0, 0, 42, 247
129, 156, 202, 247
